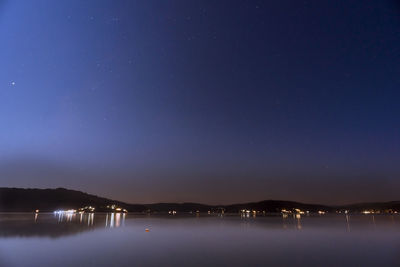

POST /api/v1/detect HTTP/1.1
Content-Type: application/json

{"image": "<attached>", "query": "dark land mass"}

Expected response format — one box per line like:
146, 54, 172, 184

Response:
0, 188, 145, 212
0, 187, 399, 213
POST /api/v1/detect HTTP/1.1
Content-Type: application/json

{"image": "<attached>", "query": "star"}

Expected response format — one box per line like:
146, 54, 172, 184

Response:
10, 81, 16, 86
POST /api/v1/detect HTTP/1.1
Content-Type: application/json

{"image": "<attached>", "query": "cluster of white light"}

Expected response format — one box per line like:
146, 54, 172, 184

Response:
294, 209, 305, 214
79, 206, 95, 212
106, 205, 128, 213
53, 209, 76, 214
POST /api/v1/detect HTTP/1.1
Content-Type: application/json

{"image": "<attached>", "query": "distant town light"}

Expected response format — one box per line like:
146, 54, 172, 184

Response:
54, 209, 76, 214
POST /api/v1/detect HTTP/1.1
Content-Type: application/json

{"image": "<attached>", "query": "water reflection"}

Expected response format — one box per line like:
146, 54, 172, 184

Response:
0, 212, 127, 238
53, 212, 126, 228
105, 213, 126, 228
55, 211, 76, 223
295, 213, 302, 230
1, 214, 400, 267
372, 215, 376, 229
346, 214, 351, 232
1, 213, 399, 239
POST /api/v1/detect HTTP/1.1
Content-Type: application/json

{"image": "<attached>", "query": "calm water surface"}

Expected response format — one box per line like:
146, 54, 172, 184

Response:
0, 213, 399, 267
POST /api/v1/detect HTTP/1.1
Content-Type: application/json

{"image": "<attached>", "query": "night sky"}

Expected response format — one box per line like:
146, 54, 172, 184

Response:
0, 0, 399, 205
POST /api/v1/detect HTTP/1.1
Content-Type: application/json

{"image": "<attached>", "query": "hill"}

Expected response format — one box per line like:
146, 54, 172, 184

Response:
0, 187, 145, 212
0, 187, 399, 213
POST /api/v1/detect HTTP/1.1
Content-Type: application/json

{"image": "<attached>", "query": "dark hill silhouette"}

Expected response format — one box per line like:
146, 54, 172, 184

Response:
0, 187, 145, 212
339, 201, 400, 212
0, 187, 399, 213
224, 200, 332, 213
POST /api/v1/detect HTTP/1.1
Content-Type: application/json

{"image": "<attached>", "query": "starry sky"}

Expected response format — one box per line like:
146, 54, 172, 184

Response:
0, 0, 399, 205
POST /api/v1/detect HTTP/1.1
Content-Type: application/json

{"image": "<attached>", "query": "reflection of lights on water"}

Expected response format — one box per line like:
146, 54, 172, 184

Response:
54, 210, 77, 222
55, 212, 76, 223
281, 212, 302, 230
52, 210, 126, 228
110, 213, 115, 228
240, 210, 251, 218
346, 214, 351, 232
34, 213, 38, 222
54, 211, 95, 225
87, 213, 94, 226
115, 213, 121, 227
295, 213, 302, 230
105, 213, 126, 228
56, 212, 63, 222
240, 213, 250, 218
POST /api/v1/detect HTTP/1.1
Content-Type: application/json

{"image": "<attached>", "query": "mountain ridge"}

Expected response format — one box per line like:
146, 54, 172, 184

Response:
0, 187, 399, 213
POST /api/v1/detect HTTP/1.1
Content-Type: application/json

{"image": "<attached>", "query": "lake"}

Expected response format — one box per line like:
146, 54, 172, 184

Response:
0, 213, 399, 266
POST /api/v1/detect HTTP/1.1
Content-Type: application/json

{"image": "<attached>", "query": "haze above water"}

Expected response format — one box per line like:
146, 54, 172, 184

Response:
0, 213, 399, 267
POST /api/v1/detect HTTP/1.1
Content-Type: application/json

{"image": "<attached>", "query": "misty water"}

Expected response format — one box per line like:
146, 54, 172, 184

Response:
0, 213, 399, 267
